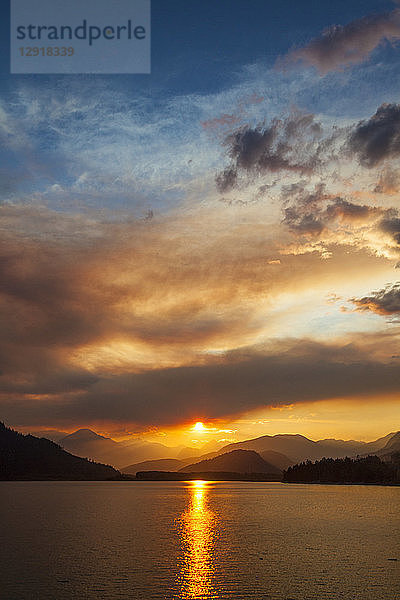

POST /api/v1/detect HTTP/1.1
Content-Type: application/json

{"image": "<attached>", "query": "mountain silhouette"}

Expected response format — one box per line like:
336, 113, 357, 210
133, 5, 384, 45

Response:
59, 428, 119, 464
259, 450, 295, 470
122, 458, 186, 475
180, 449, 282, 474
370, 432, 400, 460
216, 432, 400, 463
361, 432, 399, 454
0, 423, 119, 480
28, 426, 400, 470
61, 428, 114, 444
58, 428, 199, 468
27, 429, 68, 443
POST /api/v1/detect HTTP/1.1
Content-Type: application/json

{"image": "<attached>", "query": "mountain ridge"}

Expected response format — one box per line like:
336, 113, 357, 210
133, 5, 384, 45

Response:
216, 431, 399, 462
25, 426, 400, 469
180, 449, 282, 475
0, 423, 119, 480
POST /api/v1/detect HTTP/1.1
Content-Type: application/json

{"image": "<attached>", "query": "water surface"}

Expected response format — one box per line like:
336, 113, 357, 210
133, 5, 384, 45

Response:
0, 481, 399, 599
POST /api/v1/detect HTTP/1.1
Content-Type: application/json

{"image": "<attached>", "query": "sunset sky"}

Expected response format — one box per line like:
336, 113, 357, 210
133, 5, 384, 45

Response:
1, 0, 400, 445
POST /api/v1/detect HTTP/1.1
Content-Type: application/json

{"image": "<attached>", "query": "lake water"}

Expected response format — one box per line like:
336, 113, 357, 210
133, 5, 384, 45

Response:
0, 481, 399, 599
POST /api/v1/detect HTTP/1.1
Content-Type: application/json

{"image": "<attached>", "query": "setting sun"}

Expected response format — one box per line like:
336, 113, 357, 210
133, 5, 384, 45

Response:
193, 422, 205, 432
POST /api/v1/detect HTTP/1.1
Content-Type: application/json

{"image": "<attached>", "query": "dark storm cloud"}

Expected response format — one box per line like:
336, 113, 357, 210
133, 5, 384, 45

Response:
349, 103, 400, 167
2, 340, 400, 427
280, 9, 400, 74
215, 111, 322, 190
351, 282, 400, 315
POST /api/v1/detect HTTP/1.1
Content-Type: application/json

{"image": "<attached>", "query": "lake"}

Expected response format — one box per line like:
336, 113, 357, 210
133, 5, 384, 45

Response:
0, 481, 398, 599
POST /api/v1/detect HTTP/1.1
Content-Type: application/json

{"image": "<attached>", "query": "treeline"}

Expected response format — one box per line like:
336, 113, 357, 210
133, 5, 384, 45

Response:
283, 455, 400, 484
136, 471, 281, 481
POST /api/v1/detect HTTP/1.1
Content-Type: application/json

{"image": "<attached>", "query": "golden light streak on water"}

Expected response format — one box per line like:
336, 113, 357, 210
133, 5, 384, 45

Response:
178, 480, 217, 599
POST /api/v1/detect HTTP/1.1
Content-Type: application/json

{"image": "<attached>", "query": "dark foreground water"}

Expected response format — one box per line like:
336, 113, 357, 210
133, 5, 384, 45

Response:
0, 481, 399, 600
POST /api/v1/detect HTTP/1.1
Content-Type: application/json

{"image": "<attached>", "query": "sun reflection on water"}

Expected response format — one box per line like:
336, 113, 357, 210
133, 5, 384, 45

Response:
178, 480, 217, 600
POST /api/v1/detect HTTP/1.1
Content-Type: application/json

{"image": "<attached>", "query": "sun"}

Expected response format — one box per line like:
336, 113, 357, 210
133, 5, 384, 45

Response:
193, 421, 205, 432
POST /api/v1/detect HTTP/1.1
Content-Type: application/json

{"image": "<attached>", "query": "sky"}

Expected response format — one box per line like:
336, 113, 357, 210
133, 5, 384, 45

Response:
1, 0, 400, 445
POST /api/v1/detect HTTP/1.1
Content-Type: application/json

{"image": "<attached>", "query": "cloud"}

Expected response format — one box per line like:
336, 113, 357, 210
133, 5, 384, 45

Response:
215, 110, 323, 191
1, 44, 400, 437
2, 339, 400, 428
380, 214, 400, 246
281, 184, 380, 237
282, 184, 330, 235
282, 207, 325, 236
0, 203, 291, 398
280, 9, 400, 74
277, 176, 400, 261
1, 201, 398, 429
324, 198, 375, 221
201, 113, 240, 131
350, 282, 400, 315
374, 167, 400, 194
349, 103, 400, 167
215, 167, 238, 193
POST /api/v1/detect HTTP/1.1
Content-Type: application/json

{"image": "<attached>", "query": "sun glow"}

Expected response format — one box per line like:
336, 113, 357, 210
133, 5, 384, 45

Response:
193, 421, 206, 432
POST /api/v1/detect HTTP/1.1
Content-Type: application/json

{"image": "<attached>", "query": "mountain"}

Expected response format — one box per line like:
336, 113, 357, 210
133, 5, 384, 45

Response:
362, 432, 398, 454
259, 450, 295, 470
118, 439, 193, 465
176, 445, 221, 461
121, 450, 292, 475
180, 449, 282, 475
218, 434, 325, 462
136, 471, 281, 481
0, 423, 118, 480
372, 432, 400, 461
61, 428, 114, 445
316, 439, 369, 454
58, 429, 195, 468
123, 431, 398, 473
122, 458, 186, 475
176, 439, 226, 459
59, 429, 119, 464
383, 431, 400, 451
38, 427, 400, 470
27, 429, 68, 443
217, 432, 400, 463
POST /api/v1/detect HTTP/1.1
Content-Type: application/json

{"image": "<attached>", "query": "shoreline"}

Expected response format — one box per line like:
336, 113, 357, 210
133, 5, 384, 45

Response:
1, 477, 399, 486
